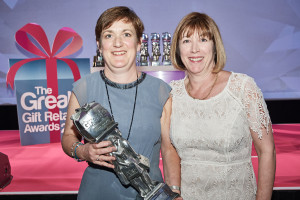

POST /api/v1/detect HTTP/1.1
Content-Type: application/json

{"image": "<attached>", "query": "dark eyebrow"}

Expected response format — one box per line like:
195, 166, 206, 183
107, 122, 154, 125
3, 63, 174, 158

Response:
103, 29, 134, 33
102, 30, 112, 35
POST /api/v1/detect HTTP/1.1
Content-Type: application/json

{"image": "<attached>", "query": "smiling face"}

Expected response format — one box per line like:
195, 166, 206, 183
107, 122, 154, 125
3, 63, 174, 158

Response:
179, 29, 215, 75
98, 19, 141, 70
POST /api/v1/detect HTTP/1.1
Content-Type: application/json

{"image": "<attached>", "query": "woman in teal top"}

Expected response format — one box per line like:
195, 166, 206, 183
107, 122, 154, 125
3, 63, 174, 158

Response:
61, 6, 180, 199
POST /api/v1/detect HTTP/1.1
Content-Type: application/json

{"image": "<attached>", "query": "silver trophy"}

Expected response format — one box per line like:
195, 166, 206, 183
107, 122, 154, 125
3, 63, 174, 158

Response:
140, 33, 149, 66
93, 48, 104, 67
71, 102, 179, 200
151, 33, 161, 66
162, 32, 172, 66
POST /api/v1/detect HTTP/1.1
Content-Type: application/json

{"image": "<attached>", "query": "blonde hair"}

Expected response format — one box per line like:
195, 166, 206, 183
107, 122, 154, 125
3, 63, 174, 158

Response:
171, 12, 226, 72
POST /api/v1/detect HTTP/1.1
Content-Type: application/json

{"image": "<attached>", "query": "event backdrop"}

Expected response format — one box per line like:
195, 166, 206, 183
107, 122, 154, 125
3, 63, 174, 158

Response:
1, 0, 300, 104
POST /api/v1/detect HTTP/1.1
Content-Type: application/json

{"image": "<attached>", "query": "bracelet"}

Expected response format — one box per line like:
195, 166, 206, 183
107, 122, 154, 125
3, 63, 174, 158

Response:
169, 185, 181, 192
74, 142, 84, 162
71, 142, 81, 158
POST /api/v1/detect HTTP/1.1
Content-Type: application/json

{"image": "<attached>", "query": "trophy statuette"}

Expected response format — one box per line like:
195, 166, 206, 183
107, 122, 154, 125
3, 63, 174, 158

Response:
162, 32, 172, 66
71, 102, 179, 200
140, 33, 150, 66
150, 33, 161, 66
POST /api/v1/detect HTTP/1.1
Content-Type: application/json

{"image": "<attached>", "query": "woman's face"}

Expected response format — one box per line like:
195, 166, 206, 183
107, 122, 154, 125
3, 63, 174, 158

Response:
99, 19, 141, 70
179, 29, 215, 74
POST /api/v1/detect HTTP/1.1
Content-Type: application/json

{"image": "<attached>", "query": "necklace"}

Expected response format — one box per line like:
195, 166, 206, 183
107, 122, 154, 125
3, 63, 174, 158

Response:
101, 70, 139, 140
187, 73, 219, 100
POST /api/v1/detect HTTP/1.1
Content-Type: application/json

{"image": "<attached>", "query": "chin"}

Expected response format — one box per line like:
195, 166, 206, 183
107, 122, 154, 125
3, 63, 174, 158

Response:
110, 61, 126, 67
188, 67, 204, 74
112, 63, 131, 69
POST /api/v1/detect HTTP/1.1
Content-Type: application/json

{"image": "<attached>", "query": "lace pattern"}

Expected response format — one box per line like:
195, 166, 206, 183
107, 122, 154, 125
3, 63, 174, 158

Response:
169, 72, 271, 199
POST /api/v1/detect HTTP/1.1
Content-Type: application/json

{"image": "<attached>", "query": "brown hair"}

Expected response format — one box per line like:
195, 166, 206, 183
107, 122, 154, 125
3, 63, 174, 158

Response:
171, 12, 226, 72
95, 6, 144, 45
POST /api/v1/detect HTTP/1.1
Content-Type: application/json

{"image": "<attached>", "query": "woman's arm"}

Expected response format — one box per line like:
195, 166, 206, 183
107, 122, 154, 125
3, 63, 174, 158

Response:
252, 124, 276, 200
241, 76, 276, 200
61, 92, 83, 157
161, 97, 181, 195
61, 92, 116, 168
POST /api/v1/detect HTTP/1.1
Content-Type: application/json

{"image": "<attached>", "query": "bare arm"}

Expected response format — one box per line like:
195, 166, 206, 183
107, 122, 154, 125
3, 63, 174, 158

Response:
161, 97, 181, 195
61, 92, 116, 168
252, 124, 276, 200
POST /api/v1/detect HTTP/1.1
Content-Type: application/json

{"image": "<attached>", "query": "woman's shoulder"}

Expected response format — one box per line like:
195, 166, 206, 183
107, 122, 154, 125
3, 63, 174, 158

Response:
228, 71, 256, 87
142, 73, 171, 106
84, 71, 100, 79
169, 78, 185, 98
227, 71, 261, 97
230, 71, 251, 80
76, 71, 99, 82
169, 78, 184, 89
73, 71, 101, 88
145, 73, 166, 82
143, 73, 171, 89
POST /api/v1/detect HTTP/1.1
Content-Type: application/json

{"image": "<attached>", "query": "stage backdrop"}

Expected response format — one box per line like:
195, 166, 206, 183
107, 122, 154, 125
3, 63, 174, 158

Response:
1, 0, 300, 104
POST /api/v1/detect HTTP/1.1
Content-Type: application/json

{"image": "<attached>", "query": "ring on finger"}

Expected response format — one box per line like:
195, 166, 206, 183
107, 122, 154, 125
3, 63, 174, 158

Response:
96, 155, 100, 161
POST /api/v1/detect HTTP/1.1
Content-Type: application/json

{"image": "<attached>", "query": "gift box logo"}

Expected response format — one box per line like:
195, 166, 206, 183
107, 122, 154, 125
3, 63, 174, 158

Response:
6, 23, 88, 145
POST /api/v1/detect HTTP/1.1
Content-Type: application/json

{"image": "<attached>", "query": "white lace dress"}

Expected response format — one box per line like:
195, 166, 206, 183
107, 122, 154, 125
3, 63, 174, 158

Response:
170, 72, 272, 200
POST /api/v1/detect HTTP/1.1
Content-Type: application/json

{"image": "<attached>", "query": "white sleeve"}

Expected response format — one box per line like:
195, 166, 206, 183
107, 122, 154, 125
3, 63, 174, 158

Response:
242, 76, 272, 139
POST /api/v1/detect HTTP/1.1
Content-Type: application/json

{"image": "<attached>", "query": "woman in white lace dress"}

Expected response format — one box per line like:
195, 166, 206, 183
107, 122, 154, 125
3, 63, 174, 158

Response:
161, 12, 276, 200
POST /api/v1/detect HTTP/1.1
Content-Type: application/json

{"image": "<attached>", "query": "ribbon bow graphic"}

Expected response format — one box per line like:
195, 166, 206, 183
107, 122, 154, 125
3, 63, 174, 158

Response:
6, 23, 83, 143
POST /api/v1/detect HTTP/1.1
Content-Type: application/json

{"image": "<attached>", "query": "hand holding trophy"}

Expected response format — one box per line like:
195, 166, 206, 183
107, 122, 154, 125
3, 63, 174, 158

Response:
71, 102, 180, 200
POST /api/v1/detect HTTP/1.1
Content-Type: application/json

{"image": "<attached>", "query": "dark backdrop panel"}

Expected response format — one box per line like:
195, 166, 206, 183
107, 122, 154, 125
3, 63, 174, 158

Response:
0, 100, 299, 130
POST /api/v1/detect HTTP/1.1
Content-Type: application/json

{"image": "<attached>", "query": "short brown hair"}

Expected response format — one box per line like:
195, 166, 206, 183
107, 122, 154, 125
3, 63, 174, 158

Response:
95, 6, 144, 45
171, 12, 226, 72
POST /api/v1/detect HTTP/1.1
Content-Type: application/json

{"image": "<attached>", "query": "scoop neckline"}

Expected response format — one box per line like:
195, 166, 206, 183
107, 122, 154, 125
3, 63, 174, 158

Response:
183, 72, 233, 101
100, 70, 146, 89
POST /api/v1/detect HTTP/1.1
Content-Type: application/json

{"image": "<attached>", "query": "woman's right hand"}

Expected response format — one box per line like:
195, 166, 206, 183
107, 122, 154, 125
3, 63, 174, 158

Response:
80, 141, 117, 168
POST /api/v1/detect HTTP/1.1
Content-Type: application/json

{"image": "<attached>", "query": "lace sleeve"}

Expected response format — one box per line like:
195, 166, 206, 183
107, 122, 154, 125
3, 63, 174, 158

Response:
169, 79, 184, 98
242, 76, 272, 139
169, 81, 175, 97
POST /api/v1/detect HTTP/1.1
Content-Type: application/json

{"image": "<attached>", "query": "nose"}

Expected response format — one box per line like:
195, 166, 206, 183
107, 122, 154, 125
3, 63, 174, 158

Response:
113, 36, 123, 47
191, 42, 200, 53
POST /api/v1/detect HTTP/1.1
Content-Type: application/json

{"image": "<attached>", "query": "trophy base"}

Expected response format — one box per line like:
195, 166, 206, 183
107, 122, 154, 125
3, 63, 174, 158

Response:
162, 61, 172, 66
140, 61, 149, 66
151, 61, 160, 66
136, 183, 180, 200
